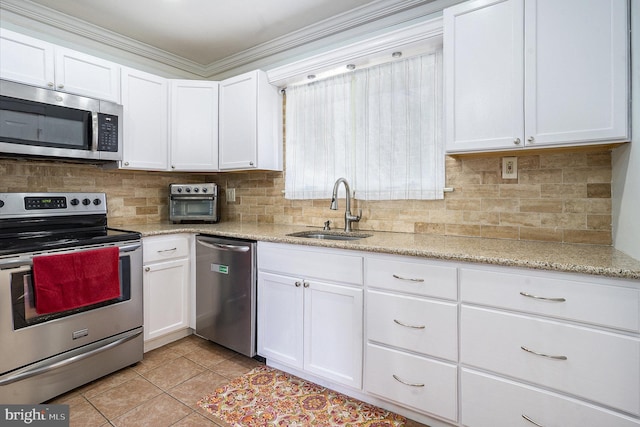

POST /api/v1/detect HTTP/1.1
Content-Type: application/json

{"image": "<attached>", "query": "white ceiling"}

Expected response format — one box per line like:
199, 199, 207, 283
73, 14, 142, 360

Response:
22, 0, 388, 66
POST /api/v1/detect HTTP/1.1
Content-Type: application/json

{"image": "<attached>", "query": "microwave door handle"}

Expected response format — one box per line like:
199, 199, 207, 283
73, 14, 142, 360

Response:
91, 112, 99, 151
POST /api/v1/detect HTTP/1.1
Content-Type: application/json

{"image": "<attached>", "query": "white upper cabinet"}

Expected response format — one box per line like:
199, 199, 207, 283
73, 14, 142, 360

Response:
169, 80, 219, 172
120, 67, 169, 171
218, 70, 282, 171
0, 28, 120, 103
444, 0, 629, 153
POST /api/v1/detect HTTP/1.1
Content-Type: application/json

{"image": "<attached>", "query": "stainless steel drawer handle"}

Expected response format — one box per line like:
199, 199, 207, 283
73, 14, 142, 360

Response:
392, 374, 424, 387
392, 274, 425, 283
519, 292, 566, 302
521, 346, 567, 360
157, 247, 177, 253
393, 319, 426, 329
522, 414, 544, 426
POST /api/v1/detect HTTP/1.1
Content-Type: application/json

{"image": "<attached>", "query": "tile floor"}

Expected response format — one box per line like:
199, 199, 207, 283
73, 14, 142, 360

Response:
49, 335, 428, 426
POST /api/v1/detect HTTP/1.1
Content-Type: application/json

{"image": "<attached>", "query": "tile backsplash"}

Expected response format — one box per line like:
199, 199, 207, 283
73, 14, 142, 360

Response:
1, 144, 613, 244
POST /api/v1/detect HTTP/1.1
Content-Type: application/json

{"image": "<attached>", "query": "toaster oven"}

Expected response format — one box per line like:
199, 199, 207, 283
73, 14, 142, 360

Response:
169, 183, 220, 223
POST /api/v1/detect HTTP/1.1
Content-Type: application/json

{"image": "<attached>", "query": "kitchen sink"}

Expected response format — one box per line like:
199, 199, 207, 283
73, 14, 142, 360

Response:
287, 231, 372, 241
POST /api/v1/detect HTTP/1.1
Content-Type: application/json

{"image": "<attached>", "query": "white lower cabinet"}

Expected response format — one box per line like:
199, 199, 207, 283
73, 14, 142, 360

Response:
142, 235, 191, 344
462, 369, 639, 427
257, 242, 363, 389
364, 254, 459, 423
366, 343, 457, 422
257, 244, 639, 426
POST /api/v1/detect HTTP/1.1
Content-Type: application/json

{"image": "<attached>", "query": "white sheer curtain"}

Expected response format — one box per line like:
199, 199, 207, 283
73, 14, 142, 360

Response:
285, 51, 444, 200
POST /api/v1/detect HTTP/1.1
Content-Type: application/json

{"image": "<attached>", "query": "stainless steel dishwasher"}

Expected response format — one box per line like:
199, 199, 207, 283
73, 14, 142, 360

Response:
195, 235, 256, 357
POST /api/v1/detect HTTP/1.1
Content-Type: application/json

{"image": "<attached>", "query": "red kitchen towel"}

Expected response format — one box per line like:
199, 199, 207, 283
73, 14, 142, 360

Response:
32, 246, 121, 315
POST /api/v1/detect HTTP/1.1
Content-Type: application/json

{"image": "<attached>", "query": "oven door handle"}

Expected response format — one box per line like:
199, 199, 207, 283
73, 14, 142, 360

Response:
0, 243, 141, 269
0, 327, 142, 386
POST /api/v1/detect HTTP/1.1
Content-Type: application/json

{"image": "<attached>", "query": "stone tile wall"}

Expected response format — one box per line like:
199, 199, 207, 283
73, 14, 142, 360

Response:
0, 144, 613, 244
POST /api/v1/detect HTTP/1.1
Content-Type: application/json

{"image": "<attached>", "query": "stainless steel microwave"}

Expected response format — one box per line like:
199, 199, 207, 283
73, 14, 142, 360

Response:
0, 79, 122, 162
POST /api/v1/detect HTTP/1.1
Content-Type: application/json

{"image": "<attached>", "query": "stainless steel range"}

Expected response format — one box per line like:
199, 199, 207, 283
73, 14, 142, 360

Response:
0, 192, 143, 404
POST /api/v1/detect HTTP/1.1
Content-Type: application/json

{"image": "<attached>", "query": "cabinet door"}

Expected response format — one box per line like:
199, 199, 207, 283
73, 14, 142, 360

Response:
170, 80, 219, 171
304, 280, 363, 388
144, 258, 190, 341
444, 0, 524, 152
257, 272, 304, 369
0, 28, 54, 89
120, 67, 169, 170
219, 71, 258, 170
54, 47, 120, 103
523, 0, 629, 147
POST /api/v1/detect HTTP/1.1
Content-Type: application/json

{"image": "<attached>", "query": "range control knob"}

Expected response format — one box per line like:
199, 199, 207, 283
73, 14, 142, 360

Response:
70, 198, 80, 206
176, 188, 183, 193
82, 198, 91, 206
185, 187, 191, 193
93, 198, 102, 205
0, 200, 4, 208
202, 187, 208, 193
194, 187, 199, 193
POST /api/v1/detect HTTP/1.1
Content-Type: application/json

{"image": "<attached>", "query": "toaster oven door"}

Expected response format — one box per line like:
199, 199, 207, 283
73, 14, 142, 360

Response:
170, 195, 218, 222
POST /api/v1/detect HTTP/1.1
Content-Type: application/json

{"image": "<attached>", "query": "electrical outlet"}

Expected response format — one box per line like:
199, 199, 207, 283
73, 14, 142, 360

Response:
227, 188, 236, 202
502, 157, 518, 179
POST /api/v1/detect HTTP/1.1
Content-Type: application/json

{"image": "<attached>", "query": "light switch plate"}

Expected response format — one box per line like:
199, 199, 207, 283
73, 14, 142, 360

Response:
502, 157, 518, 179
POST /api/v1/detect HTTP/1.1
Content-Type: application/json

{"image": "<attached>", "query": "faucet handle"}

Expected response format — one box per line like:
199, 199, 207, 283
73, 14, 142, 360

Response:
347, 209, 362, 222
323, 220, 331, 230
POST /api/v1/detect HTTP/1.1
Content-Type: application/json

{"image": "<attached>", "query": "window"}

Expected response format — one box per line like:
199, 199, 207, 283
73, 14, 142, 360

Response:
285, 51, 444, 200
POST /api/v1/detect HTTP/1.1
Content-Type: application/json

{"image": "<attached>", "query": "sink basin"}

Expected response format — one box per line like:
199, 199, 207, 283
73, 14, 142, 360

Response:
287, 231, 371, 241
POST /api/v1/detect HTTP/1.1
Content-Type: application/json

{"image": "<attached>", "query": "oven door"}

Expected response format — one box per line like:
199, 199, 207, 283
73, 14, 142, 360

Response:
0, 241, 143, 377
170, 195, 217, 222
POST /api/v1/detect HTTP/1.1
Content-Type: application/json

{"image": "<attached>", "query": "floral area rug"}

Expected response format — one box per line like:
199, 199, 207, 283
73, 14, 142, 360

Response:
198, 365, 406, 426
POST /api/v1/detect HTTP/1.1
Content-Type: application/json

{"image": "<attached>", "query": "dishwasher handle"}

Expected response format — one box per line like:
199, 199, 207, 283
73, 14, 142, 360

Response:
197, 238, 251, 252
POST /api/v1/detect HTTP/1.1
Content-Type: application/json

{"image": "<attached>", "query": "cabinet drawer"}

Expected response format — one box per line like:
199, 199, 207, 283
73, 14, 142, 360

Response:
460, 267, 640, 332
143, 235, 190, 263
258, 242, 363, 285
366, 255, 457, 300
461, 306, 640, 415
365, 343, 457, 422
462, 369, 639, 427
367, 290, 457, 361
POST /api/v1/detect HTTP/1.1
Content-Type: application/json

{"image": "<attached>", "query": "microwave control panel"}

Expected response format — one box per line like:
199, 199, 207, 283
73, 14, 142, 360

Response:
97, 113, 119, 152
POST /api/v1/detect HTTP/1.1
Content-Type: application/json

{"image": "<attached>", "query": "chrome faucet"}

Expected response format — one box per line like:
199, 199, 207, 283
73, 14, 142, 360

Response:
330, 177, 361, 232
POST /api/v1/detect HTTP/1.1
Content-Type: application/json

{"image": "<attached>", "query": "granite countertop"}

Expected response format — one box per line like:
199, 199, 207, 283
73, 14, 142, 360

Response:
125, 222, 640, 281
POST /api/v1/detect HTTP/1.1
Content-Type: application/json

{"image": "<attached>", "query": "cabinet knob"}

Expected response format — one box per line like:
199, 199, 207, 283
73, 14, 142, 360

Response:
171, 165, 175, 169
144, 267, 150, 272
303, 281, 309, 288
249, 161, 254, 166
57, 84, 64, 89
124, 162, 130, 166
295, 281, 302, 287
513, 138, 521, 145
47, 82, 54, 87
527, 136, 535, 143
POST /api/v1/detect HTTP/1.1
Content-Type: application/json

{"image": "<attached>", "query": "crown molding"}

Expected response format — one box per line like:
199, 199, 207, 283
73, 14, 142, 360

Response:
0, 0, 207, 76
0, 0, 455, 78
